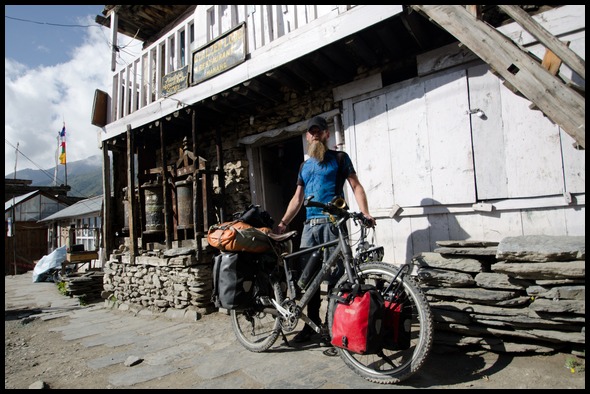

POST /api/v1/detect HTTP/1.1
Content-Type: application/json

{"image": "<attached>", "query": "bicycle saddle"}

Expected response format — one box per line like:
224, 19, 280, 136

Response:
267, 230, 298, 242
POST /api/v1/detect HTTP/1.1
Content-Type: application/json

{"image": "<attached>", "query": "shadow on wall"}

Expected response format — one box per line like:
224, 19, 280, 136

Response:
406, 198, 470, 262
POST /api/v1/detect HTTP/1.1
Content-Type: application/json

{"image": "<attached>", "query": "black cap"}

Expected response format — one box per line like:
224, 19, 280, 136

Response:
308, 116, 327, 131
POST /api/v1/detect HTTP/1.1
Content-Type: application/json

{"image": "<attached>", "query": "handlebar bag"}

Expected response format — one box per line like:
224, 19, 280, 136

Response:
331, 286, 385, 354
211, 252, 256, 310
207, 220, 272, 253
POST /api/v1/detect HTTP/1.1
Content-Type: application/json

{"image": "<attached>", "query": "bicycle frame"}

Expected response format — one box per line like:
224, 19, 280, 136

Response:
230, 197, 433, 384
275, 215, 361, 334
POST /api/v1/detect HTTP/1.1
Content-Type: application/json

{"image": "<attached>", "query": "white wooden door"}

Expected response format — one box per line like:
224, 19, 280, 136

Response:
468, 63, 565, 199
342, 64, 584, 264
347, 69, 475, 211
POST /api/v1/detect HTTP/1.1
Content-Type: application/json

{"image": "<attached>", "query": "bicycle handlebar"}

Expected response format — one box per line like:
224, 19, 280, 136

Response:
304, 196, 372, 227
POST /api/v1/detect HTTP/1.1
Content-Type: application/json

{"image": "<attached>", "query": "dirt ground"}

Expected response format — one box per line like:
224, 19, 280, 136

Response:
4, 309, 586, 390
5, 315, 109, 389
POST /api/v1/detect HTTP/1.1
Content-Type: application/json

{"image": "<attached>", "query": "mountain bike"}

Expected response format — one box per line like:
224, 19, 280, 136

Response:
229, 197, 433, 384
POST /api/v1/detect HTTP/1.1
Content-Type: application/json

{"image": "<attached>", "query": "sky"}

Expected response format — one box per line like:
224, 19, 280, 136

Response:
5, 5, 141, 178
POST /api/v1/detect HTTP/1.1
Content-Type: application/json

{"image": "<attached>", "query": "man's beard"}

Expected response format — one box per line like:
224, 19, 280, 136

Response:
308, 140, 328, 162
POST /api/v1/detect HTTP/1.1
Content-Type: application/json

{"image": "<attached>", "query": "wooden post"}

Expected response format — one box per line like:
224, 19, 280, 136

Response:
216, 129, 226, 222
101, 141, 112, 267
126, 124, 137, 264
191, 110, 203, 255
159, 121, 172, 249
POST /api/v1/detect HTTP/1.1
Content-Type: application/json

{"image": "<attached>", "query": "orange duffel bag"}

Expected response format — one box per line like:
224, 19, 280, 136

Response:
207, 220, 272, 253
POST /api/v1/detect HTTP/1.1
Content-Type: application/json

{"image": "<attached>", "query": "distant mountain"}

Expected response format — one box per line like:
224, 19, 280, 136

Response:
6, 155, 103, 198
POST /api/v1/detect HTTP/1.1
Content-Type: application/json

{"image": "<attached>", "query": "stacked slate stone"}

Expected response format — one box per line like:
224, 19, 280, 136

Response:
63, 271, 105, 302
102, 246, 217, 317
414, 235, 585, 355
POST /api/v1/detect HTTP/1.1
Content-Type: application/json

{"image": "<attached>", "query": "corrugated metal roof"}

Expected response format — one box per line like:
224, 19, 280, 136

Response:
5, 190, 38, 211
39, 195, 103, 222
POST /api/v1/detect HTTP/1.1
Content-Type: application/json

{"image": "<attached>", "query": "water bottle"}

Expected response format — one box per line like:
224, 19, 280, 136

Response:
297, 250, 322, 290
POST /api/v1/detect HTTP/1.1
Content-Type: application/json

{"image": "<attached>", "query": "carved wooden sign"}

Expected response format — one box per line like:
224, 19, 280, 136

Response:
192, 23, 246, 85
162, 65, 189, 97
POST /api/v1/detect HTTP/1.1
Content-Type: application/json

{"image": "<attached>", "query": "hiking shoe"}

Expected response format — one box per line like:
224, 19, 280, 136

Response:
319, 335, 332, 347
318, 323, 332, 347
292, 327, 314, 343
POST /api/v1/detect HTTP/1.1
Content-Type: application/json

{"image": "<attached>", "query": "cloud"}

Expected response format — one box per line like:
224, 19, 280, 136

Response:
5, 16, 140, 177
35, 43, 51, 54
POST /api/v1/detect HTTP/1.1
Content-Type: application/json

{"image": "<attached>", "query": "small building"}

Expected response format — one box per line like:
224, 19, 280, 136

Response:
5, 190, 71, 274
38, 195, 103, 272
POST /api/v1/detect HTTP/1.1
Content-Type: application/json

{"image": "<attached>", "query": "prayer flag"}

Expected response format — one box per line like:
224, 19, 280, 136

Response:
59, 124, 66, 165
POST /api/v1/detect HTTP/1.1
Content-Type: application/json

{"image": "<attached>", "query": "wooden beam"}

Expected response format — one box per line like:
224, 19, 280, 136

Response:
308, 51, 352, 83
322, 44, 358, 75
343, 34, 378, 67
498, 5, 585, 80
465, 5, 482, 19
265, 69, 302, 92
285, 61, 323, 88
541, 47, 564, 76
412, 5, 585, 148
243, 79, 282, 102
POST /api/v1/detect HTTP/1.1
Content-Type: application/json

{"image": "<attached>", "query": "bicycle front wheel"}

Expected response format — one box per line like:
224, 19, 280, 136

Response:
327, 261, 433, 384
230, 274, 285, 352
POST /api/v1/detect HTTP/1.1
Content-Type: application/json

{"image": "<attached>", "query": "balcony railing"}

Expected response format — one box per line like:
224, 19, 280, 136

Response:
109, 5, 355, 124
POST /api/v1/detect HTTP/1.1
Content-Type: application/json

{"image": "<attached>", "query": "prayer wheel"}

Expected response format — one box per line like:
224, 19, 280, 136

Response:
142, 181, 164, 233
175, 177, 194, 230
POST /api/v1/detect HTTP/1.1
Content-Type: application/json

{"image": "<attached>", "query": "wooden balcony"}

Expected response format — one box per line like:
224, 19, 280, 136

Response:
100, 5, 407, 139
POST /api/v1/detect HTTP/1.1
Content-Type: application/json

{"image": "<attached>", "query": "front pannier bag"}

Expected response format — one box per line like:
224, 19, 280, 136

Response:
331, 285, 385, 354
211, 252, 256, 310
382, 298, 412, 350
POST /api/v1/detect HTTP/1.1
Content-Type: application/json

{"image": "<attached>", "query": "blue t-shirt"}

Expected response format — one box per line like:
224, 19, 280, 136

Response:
297, 150, 356, 219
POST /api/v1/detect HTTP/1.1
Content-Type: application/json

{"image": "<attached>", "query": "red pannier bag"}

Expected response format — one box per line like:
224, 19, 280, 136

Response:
382, 298, 412, 350
331, 285, 385, 354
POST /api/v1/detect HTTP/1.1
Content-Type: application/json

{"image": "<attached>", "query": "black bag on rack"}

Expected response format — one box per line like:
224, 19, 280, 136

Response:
211, 252, 256, 310
237, 204, 274, 229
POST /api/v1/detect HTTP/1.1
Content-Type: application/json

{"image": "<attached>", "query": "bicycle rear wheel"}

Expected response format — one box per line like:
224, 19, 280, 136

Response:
230, 274, 285, 352
327, 261, 433, 384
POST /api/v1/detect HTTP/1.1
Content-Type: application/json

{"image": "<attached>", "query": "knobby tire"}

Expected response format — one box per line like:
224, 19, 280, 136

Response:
327, 261, 434, 384
230, 274, 284, 352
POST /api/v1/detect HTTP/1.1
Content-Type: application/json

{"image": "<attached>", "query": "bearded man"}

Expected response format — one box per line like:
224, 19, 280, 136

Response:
276, 115, 376, 346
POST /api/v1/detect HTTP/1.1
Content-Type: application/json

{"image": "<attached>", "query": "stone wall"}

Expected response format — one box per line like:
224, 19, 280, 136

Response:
204, 84, 337, 217
415, 235, 585, 355
102, 246, 218, 320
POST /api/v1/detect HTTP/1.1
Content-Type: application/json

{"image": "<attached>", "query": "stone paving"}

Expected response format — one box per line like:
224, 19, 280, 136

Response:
5, 273, 585, 389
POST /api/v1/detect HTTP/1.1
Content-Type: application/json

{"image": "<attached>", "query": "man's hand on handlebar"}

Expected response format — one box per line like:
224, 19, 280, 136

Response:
360, 213, 376, 228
